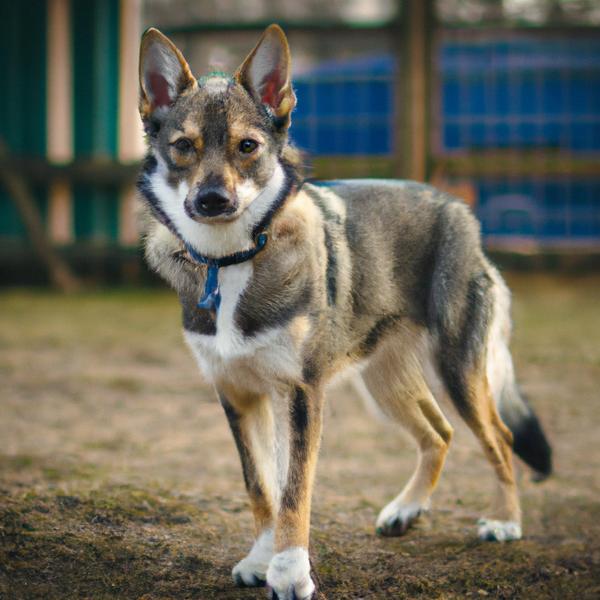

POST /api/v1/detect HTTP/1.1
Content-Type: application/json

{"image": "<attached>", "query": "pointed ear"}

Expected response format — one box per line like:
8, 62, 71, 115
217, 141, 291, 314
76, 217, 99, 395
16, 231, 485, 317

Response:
138, 28, 197, 127
235, 24, 296, 128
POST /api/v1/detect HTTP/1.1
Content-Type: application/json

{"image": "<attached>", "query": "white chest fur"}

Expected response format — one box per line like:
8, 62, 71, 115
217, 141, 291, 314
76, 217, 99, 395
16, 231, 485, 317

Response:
183, 263, 303, 394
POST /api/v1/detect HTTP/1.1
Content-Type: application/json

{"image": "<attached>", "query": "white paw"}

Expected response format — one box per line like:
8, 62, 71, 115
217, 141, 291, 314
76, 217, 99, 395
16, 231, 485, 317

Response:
376, 500, 428, 537
232, 529, 274, 587
266, 547, 315, 600
477, 519, 522, 542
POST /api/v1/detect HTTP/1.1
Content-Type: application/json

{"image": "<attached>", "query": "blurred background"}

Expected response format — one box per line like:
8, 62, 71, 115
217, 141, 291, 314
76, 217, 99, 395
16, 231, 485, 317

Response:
2, 3, 600, 597
1, 0, 599, 288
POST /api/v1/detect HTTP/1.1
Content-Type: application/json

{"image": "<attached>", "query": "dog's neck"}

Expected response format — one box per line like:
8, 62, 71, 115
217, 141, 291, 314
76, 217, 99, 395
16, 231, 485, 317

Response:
147, 156, 289, 258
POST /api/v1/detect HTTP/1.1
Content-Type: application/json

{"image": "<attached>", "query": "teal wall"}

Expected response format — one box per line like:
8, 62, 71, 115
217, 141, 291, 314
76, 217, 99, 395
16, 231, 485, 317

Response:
73, 186, 120, 242
71, 0, 120, 159
0, 1, 48, 240
71, 0, 121, 242
0, 1, 47, 156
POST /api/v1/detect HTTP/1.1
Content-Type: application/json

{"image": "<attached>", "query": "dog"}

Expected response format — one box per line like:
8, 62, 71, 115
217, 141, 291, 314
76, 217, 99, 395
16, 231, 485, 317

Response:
136, 24, 552, 600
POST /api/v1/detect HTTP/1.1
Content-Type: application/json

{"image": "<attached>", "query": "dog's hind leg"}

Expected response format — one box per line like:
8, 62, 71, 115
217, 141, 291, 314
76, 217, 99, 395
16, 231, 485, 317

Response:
434, 272, 522, 541
359, 331, 454, 537
218, 386, 280, 587
444, 364, 522, 541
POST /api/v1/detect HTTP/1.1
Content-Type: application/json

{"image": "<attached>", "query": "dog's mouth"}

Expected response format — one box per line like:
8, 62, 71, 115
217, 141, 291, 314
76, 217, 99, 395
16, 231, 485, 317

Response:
186, 208, 240, 224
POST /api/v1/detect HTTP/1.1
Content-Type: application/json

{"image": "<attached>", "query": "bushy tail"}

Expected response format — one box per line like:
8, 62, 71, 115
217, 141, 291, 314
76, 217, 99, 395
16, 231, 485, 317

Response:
498, 381, 552, 480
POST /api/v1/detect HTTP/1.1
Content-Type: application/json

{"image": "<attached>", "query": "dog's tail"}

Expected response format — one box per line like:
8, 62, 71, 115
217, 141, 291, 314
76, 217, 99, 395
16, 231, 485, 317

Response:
487, 270, 552, 481
497, 380, 552, 480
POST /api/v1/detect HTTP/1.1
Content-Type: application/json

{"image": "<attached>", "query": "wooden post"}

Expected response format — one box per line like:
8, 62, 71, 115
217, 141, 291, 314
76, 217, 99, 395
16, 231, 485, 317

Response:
394, 0, 433, 181
47, 0, 72, 164
47, 0, 74, 244
118, 0, 144, 164
118, 0, 144, 246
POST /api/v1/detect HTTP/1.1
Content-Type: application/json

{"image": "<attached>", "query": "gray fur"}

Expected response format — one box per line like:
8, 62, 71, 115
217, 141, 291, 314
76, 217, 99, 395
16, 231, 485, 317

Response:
138, 25, 552, 597
146, 175, 497, 394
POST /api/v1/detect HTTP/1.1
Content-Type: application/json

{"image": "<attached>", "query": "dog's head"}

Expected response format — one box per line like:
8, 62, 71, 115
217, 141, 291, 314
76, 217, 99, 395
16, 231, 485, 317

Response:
138, 25, 297, 234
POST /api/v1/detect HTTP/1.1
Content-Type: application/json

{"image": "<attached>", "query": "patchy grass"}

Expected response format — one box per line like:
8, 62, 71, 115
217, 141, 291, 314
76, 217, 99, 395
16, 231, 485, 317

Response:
1, 275, 600, 599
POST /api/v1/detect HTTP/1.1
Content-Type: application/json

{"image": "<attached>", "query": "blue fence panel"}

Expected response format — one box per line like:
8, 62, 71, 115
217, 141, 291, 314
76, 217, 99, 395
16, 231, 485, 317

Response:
476, 177, 600, 241
289, 35, 600, 244
291, 55, 395, 156
439, 37, 600, 152
291, 37, 600, 156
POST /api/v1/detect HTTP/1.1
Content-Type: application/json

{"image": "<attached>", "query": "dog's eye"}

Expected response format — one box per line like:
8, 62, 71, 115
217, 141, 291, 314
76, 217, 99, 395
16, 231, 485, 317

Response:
174, 138, 194, 153
239, 139, 258, 154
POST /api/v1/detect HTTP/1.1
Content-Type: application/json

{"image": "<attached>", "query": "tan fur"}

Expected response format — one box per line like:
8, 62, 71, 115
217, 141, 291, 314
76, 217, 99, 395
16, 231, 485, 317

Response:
179, 118, 201, 140
217, 385, 278, 534
461, 368, 521, 523
361, 326, 453, 512
221, 163, 237, 191
275, 385, 324, 551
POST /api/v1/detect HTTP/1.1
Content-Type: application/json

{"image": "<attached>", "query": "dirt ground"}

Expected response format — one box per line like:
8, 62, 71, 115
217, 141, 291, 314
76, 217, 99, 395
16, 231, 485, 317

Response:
1, 273, 599, 599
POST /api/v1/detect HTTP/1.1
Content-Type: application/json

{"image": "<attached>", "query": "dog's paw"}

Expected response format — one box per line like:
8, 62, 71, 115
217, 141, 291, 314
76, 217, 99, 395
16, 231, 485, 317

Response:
232, 530, 273, 587
233, 558, 267, 587
375, 500, 427, 537
266, 547, 315, 600
477, 519, 522, 542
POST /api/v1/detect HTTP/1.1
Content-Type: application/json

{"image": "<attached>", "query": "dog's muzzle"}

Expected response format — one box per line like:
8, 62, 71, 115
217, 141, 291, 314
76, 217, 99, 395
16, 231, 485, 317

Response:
187, 186, 238, 218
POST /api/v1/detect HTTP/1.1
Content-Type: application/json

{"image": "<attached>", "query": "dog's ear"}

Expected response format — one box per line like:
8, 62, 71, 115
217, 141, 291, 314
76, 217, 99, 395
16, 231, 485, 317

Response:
235, 24, 296, 128
139, 28, 197, 129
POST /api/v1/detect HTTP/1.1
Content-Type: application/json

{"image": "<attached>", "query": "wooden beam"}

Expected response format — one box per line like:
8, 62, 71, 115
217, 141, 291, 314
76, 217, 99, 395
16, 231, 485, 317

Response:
161, 21, 395, 36
0, 142, 81, 291
0, 158, 140, 185
434, 151, 600, 177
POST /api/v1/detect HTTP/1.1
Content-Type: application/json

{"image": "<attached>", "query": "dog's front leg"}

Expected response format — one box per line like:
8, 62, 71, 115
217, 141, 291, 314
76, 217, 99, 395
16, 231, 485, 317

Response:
267, 385, 323, 600
218, 387, 279, 587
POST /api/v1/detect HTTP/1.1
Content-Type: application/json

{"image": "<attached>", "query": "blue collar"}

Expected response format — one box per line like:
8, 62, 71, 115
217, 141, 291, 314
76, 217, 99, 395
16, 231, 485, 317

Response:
185, 232, 268, 312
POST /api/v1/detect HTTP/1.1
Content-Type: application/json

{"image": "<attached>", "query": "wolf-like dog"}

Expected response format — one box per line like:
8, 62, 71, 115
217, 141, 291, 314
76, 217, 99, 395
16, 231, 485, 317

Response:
137, 24, 552, 599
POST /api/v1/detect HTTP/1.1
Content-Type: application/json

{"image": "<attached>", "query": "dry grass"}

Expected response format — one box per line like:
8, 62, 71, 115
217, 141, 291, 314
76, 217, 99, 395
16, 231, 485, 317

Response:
1, 273, 600, 599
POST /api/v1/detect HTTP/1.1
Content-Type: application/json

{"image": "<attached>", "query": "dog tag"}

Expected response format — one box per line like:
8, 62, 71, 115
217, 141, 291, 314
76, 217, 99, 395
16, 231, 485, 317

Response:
197, 264, 221, 313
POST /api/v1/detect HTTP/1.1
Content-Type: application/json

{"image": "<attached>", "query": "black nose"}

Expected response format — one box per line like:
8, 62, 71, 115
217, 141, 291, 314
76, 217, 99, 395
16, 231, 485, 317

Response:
194, 189, 232, 216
